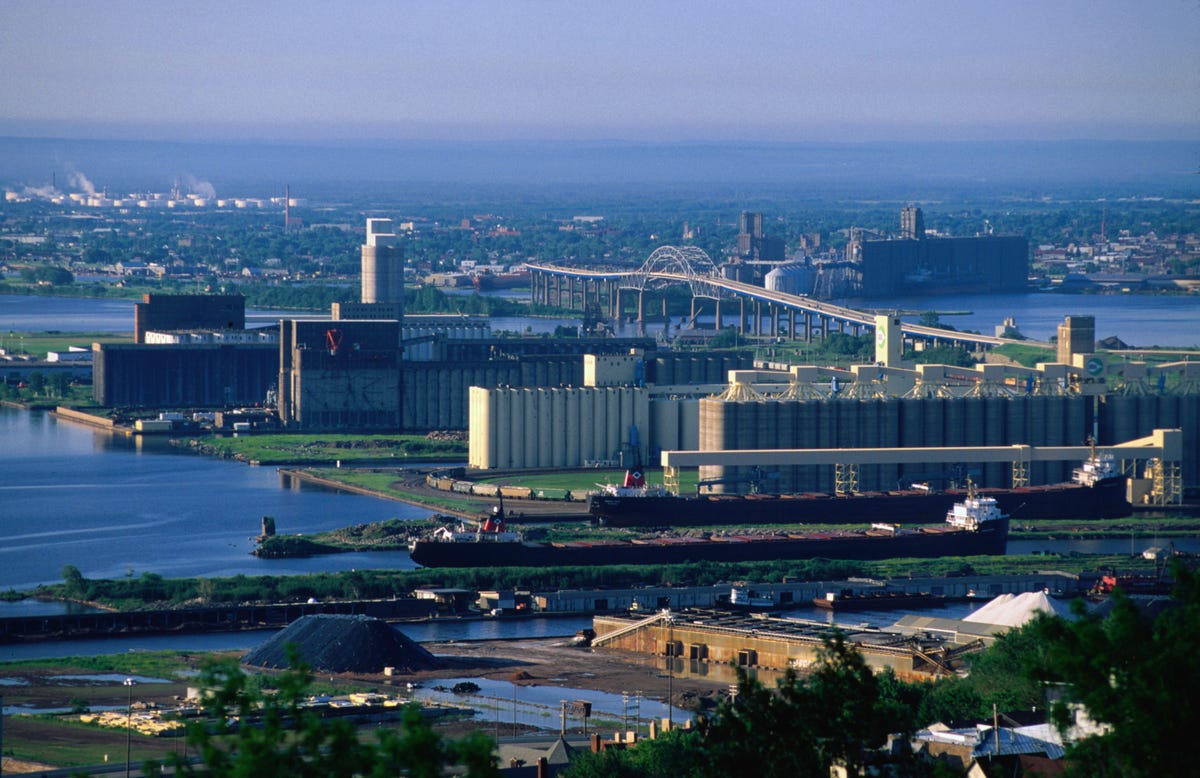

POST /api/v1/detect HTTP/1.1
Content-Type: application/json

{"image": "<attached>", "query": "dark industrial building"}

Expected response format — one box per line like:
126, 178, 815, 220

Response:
277, 319, 402, 431
854, 208, 1028, 297
93, 341, 277, 407
858, 235, 1028, 296
134, 294, 245, 343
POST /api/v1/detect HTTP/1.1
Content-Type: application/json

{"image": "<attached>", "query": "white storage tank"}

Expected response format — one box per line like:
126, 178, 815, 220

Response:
764, 262, 815, 296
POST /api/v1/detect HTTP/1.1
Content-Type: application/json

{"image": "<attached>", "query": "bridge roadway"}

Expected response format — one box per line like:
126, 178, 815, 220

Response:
527, 253, 1043, 351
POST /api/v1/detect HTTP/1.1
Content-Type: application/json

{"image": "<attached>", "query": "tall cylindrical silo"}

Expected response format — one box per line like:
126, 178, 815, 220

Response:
536, 389, 552, 468
591, 387, 607, 461
879, 399, 901, 491
679, 398, 700, 450
580, 389, 596, 463
522, 389, 538, 466
1136, 395, 1159, 440
923, 397, 944, 449
815, 399, 836, 493
729, 402, 756, 494
983, 397, 1006, 487
698, 398, 721, 491
1044, 397, 1068, 483
898, 399, 925, 487
857, 400, 880, 491
606, 388, 621, 462
704, 357, 720, 383
550, 389, 566, 467
657, 356, 674, 386
835, 400, 858, 492
652, 397, 680, 455
1156, 394, 1179, 431
564, 388, 581, 467
502, 388, 520, 469
436, 369, 451, 430
1027, 396, 1048, 484
620, 388, 636, 454
1180, 395, 1199, 487
944, 398, 966, 447
795, 400, 818, 492
1005, 397, 1028, 448
776, 400, 797, 493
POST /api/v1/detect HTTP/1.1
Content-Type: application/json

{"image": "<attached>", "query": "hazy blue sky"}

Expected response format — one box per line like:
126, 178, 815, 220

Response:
1, 0, 1197, 142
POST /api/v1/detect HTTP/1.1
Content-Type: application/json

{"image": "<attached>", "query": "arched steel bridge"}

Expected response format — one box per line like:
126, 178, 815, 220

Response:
527, 246, 1044, 351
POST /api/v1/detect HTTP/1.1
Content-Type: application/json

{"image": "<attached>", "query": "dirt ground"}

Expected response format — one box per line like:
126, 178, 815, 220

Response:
0, 662, 194, 773
1, 639, 716, 715
0, 638, 729, 771
417, 637, 729, 708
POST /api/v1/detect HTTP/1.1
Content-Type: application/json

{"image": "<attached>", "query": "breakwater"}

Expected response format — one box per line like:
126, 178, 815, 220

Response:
0, 598, 437, 643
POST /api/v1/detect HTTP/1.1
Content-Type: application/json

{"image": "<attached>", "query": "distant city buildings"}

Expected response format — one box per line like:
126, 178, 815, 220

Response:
723, 211, 789, 285
734, 211, 786, 262
900, 205, 926, 240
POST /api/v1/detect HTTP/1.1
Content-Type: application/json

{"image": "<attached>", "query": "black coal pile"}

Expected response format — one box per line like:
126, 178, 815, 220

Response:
242, 614, 440, 674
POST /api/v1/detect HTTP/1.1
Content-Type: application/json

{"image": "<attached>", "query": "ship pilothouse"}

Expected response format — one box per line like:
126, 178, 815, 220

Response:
413, 504, 520, 550
1072, 449, 1120, 487
944, 483, 1008, 531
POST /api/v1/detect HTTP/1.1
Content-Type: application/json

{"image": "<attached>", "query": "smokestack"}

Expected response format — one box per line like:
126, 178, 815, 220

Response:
284, 184, 290, 231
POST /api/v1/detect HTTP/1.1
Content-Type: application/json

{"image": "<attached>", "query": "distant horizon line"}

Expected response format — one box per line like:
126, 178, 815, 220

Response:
2, 133, 1198, 148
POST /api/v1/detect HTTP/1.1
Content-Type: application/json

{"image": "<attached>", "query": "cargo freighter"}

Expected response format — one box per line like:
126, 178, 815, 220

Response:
408, 491, 1010, 568
587, 454, 1128, 527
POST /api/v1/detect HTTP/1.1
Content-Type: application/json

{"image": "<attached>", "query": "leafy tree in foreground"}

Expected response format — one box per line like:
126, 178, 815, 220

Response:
170, 651, 499, 778
1025, 562, 1200, 778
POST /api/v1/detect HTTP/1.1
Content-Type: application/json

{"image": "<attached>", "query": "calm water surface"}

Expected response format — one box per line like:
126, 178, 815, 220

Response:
835, 291, 1200, 348
0, 407, 427, 591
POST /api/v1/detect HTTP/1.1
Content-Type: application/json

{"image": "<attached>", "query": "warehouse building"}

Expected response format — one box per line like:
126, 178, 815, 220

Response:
93, 341, 276, 407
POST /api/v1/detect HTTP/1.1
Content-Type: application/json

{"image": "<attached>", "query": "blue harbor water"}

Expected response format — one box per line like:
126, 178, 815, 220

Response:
0, 406, 426, 592
833, 292, 1200, 348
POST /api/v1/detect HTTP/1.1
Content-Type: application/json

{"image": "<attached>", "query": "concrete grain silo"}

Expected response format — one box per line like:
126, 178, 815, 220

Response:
361, 219, 404, 306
